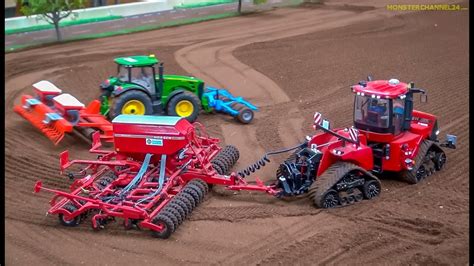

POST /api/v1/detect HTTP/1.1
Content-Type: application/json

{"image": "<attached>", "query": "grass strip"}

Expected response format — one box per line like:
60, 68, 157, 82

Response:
5, 15, 123, 35
5, 12, 238, 53
175, 0, 236, 9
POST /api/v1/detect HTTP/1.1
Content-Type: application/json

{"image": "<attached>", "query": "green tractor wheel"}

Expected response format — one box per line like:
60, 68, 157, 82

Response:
167, 91, 201, 122
109, 90, 153, 120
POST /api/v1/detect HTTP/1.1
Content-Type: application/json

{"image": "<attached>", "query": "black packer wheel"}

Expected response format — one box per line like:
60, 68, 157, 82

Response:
151, 214, 175, 239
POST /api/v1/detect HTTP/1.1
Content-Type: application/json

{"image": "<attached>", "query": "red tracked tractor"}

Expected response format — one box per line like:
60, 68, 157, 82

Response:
272, 77, 456, 208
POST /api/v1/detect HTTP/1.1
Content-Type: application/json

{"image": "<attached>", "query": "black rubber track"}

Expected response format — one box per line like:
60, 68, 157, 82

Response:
307, 162, 380, 209
400, 140, 433, 184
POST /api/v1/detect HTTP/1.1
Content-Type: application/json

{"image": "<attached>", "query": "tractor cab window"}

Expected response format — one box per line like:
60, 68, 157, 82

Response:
392, 98, 405, 135
117, 65, 130, 82
354, 95, 390, 130
130, 67, 155, 90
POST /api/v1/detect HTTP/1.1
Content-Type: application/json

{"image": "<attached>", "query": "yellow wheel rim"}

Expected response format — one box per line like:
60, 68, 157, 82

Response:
121, 100, 146, 115
175, 100, 194, 117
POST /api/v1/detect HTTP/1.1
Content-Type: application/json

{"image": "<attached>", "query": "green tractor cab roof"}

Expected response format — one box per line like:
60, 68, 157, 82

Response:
114, 55, 159, 67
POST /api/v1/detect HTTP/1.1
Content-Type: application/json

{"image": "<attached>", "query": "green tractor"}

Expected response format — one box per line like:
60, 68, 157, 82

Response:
99, 54, 258, 123
100, 54, 208, 122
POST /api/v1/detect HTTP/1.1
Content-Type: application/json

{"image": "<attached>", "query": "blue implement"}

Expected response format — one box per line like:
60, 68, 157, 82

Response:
202, 87, 258, 123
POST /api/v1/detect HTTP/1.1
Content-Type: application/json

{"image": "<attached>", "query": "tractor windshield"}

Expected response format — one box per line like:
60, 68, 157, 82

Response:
116, 65, 155, 91
354, 95, 390, 130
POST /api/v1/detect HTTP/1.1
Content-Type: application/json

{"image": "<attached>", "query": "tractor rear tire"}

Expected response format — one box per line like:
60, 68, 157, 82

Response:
109, 90, 153, 120
235, 108, 254, 124
167, 91, 201, 123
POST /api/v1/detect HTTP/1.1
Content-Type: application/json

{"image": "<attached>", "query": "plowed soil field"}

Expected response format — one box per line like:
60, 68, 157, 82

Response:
5, 0, 469, 264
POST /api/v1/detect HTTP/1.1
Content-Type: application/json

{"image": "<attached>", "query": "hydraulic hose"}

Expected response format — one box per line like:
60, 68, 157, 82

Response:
236, 141, 307, 178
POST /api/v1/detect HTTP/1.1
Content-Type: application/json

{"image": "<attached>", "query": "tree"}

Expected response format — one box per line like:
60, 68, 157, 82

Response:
21, 0, 84, 41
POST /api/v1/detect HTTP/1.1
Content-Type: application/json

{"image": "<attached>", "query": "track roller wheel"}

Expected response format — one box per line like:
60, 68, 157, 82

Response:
363, 180, 381, 199
319, 189, 340, 209
166, 203, 186, 224
151, 214, 175, 239
433, 151, 446, 171
58, 203, 80, 227
160, 210, 179, 232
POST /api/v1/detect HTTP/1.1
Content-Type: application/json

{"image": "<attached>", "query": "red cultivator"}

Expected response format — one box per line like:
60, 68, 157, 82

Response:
14, 80, 113, 145
34, 114, 276, 238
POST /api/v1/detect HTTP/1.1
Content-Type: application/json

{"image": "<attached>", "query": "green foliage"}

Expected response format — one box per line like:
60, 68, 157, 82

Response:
20, 0, 84, 41
253, 0, 267, 5
20, 0, 84, 24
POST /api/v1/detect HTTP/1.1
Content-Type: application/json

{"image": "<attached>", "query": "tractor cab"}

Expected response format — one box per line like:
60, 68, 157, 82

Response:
113, 55, 160, 95
351, 78, 426, 137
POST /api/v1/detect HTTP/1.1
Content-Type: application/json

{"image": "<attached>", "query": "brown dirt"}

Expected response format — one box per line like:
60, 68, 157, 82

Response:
5, 0, 469, 264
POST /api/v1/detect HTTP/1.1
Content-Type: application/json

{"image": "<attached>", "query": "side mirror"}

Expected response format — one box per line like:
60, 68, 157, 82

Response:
420, 93, 428, 103
367, 75, 373, 81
